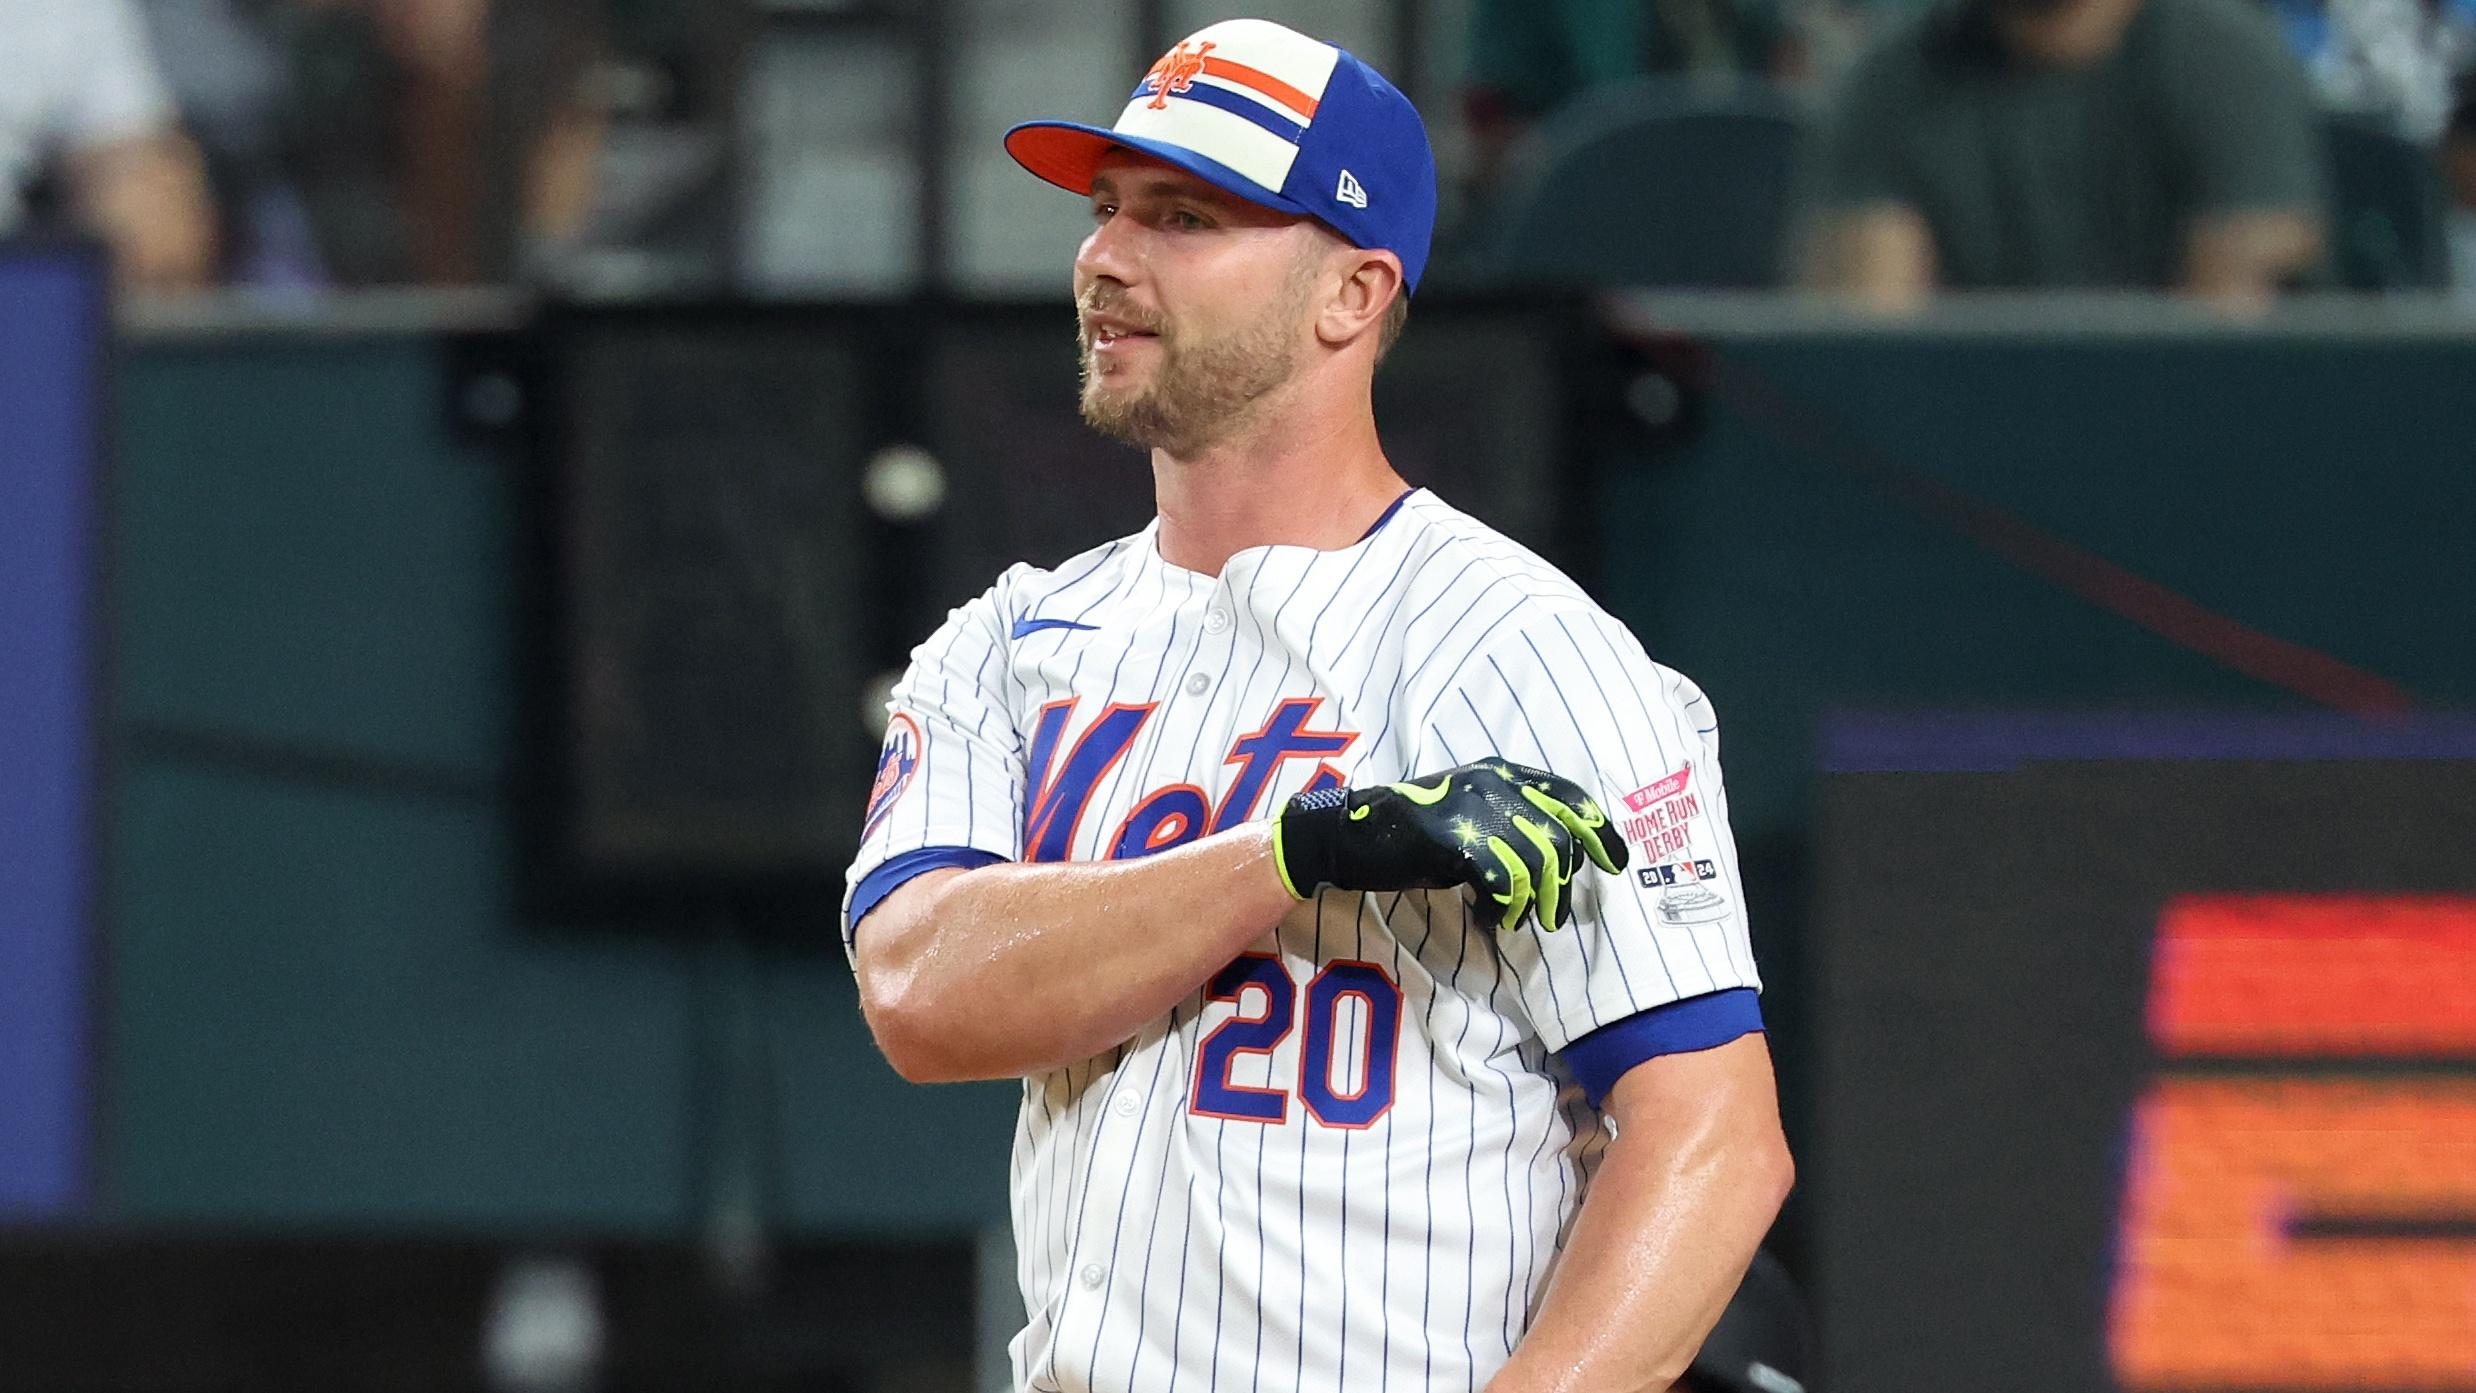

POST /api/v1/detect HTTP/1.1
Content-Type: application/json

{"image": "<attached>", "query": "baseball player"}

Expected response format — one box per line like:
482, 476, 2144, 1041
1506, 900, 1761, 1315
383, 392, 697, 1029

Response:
845, 18, 1792, 1392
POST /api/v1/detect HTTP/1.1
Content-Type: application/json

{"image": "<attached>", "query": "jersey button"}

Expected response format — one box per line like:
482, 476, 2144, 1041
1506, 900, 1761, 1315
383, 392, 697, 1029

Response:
1204, 608, 1231, 634
1113, 1092, 1140, 1117
1079, 1263, 1105, 1289
1183, 672, 1210, 697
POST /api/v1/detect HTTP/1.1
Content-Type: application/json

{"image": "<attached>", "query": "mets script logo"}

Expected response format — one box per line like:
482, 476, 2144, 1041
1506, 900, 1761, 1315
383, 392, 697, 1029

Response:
1026, 696, 1353, 861
1142, 40, 1216, 109
863, 712, 924, 838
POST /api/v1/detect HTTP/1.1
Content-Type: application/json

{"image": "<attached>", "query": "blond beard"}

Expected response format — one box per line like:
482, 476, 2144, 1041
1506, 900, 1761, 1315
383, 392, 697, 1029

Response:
1077, 270, 1312, 457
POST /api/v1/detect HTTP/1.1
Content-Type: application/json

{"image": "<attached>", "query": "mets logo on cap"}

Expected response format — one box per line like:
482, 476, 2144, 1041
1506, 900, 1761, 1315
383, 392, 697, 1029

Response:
1140, 39, 1218, 110
863, 712, 924, 839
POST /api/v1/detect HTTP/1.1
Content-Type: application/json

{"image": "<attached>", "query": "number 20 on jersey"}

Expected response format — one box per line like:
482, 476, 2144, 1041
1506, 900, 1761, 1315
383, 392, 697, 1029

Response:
1192, 953, 1403, 1129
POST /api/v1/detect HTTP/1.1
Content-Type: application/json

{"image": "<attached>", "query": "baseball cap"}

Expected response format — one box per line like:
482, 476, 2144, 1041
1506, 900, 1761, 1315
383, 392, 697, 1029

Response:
1004, 18, 1439, 292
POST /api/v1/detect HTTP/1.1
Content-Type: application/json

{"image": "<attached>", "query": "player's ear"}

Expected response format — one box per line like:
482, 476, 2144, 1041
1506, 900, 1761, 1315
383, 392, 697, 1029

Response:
1313, 248, 1404, 354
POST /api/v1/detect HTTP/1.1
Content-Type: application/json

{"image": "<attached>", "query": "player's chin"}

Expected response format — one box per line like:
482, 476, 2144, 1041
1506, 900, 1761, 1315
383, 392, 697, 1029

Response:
1080, 370, 1152, 415
1079, 382, 1179, 448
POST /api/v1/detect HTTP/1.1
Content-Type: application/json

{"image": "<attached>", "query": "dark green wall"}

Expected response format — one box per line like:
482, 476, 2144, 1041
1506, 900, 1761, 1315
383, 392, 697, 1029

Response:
1598, 330, 2476, 846
109, 335, 1014, 1234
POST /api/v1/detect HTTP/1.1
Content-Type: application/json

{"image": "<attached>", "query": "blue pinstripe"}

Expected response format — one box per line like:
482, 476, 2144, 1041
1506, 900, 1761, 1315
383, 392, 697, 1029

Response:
1542, 617, 1730, 992
1463, 859, 1531, 1362
1034, 553, 1156, 1392
1294, 894, 1321, 1393
1440, 699, 1584, 1030
1083, 1003, 1183, 1383
1477, 655, 1615, 1004
1521, 625, 1695, 1000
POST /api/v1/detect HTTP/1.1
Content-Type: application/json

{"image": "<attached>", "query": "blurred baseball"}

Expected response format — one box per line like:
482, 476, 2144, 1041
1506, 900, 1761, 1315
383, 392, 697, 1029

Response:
865, 443, 947, 521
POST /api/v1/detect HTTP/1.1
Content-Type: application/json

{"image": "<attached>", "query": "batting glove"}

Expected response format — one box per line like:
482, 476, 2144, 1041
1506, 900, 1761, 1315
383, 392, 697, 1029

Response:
1272, 761, 1628, 932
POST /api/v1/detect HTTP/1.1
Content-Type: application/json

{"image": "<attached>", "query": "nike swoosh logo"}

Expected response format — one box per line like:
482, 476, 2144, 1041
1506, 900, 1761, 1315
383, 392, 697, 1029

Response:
1011, 617, 1100, 640
1391, 776, 1454, 806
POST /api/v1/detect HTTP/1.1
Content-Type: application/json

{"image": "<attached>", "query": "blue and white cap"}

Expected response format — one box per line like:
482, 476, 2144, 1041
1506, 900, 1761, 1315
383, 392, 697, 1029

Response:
1005, 18, 1440, 291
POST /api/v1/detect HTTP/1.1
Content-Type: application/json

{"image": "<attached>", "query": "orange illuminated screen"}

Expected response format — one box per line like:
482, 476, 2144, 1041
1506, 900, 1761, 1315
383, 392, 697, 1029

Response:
2111, 1080, 2476, 1389
2114, 895, 2476, 1392
2149, 896, 2476, 1055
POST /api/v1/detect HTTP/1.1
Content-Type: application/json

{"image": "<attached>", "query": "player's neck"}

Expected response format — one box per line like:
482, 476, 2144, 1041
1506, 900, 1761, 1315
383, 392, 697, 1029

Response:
1149, 395, 1403, 575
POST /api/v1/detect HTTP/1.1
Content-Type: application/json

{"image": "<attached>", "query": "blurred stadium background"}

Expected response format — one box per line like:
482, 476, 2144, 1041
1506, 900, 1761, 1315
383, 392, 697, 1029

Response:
5, 0, 2476, 1389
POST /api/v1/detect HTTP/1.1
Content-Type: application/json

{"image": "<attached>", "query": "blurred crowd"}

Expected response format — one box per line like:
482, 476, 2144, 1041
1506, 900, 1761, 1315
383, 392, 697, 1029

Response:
1457, 0, 2476, 307
9, 0, 2476, 306
2, 0, 605, 293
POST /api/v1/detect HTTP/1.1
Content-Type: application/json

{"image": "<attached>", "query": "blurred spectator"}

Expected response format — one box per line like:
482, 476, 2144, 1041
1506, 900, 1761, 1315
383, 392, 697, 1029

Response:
137, 0, 327, 288
1799, 0, 2329, 311
287, 0, 608, 285
1, 0, 217, 292
2445, 72, 2476, 297
1462, 0, 1804, 199
2272, 0, 2476, 142
147, 0, 608, 287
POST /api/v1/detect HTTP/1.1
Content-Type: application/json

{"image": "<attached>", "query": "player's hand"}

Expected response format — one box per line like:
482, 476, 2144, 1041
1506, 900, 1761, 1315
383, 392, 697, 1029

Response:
1271, 761, 1628, 931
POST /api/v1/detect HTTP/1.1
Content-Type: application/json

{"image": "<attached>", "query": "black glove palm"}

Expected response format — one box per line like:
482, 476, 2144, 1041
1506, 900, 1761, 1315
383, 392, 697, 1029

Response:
1273, 761, 1628, 931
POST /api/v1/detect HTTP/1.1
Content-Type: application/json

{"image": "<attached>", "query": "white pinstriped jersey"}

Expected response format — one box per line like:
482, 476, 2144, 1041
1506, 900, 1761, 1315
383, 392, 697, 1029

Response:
843, 489, 1762, 1393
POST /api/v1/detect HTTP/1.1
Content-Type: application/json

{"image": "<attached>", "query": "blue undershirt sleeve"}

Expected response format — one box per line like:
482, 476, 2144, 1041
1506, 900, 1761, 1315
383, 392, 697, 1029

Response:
1558, 987, 1764, 1109
845, 845, 1008, 945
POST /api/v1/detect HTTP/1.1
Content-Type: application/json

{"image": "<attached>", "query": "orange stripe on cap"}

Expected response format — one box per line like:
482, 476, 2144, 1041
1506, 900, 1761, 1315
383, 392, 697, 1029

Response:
1198, 56, 1320, 119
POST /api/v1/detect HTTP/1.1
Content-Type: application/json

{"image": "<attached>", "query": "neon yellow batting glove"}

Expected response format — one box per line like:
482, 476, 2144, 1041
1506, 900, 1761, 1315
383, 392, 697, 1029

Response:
1271, 761, 1627, 931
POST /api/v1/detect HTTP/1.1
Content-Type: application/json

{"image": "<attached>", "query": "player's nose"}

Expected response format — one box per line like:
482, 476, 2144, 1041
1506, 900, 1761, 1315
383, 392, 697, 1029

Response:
1074, 210, 1144, 289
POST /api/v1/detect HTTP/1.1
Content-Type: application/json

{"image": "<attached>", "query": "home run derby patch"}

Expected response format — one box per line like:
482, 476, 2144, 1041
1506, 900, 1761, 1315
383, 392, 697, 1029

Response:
864, 712, 924, 838
1617, 763, 1703, 862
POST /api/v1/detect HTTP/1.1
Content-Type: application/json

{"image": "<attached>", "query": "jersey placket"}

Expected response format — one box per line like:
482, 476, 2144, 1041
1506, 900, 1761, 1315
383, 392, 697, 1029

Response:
1039, 560, 1244, 1388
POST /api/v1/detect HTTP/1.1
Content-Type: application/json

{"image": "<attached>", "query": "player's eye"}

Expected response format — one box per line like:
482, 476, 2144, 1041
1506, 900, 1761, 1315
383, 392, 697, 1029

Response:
1090, 201, 1119, 223
1166, 208, 1210, 231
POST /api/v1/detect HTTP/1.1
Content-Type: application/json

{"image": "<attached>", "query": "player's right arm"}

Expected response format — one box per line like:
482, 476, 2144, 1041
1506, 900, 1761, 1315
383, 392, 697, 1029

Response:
855, 830, 1293, 1083
857, 760, 1618, 1083
843, 579, 1298, 1083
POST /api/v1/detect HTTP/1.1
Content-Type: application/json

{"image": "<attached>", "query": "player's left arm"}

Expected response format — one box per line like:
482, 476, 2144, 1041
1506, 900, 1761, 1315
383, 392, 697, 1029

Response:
1484, 1035, 1792, 1393
1410, 606, 1793, 1390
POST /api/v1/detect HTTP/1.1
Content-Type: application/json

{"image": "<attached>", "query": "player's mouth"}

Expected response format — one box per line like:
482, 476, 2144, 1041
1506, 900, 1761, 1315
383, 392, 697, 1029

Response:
1085, 315, 1162, 357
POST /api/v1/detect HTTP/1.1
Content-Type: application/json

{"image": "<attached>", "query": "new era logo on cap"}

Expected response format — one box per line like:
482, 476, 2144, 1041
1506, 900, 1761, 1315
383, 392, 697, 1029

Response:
1002, 17, 1438, 290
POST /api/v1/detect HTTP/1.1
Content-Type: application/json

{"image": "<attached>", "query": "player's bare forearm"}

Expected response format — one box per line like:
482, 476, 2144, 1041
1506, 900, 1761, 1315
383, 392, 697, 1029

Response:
1486, 1034, 1794, 1393
853, 824, 1294, 1082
